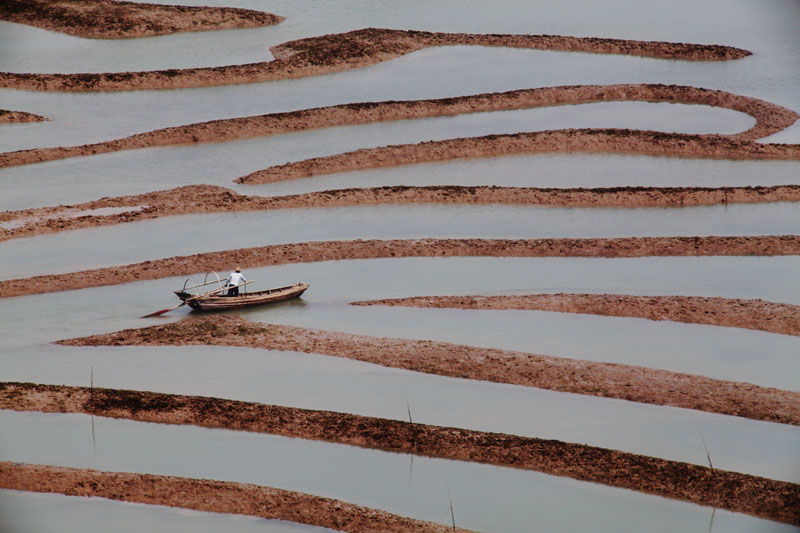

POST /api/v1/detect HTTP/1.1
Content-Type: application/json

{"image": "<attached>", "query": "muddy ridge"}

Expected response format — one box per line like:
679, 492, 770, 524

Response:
3, 85, 796, 169
354, 294, 800, 337
0, 463, 462, 532
0, 28, 750, 92
240, 129, 800, 184
0, 109, 46, 123
2, 236, 798, 300
3, 184, 799, 243
0, 0, 282, 39
2, 384, 798, 524
58, 316, 800, 425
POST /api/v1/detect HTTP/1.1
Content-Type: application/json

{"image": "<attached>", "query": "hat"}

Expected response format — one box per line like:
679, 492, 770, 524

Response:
235, 266, 241, 272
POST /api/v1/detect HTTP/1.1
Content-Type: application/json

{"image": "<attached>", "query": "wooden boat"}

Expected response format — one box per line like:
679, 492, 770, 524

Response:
175, 282, 309, 311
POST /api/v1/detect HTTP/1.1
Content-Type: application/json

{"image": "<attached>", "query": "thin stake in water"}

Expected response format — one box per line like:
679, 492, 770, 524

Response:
447, 484, 456, 532
708, 507, 716, 533
697, 423, 715, 473
405, 387, 413, 425
407, 454, 414, 488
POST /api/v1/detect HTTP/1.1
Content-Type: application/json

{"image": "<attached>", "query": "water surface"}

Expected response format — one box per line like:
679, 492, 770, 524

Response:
2, 202, 799, 279
1, 344, 798, 484
0, 489, 330, 533
0, 411, 795, 532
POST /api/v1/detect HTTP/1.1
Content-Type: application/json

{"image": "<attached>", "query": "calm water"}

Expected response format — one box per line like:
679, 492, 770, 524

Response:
2, 345, 799, 484
1, 0, 798, 529
2, 202, 799, 279
0, 99, 760, 210
0, 94, 756, 154
2, 256, 799, 389
3, 145, 798, 212
2, 0, 799, 114
0, 411, 796, 533
248, 153, 800, 198
0, 489, 331, 533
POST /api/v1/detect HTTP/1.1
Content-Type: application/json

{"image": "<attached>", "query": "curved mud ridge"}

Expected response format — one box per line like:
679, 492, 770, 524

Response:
0, 0, 283, 39
3, 184, 800, 243
0, 28, 750, 91
58, 316, 800, 425
2, 236, 798, 299
2, 85, 796, 169
240, 129, 800, 184
1, 384, 798, 524
0, 463, 461, 532
354, 294, 800, 337
0, 109, 46, 123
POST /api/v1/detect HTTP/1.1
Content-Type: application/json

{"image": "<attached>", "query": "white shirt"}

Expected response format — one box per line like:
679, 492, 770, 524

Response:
226, 272, 246, 286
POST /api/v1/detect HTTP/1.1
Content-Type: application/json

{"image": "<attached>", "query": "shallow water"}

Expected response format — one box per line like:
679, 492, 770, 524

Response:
1, 0, 798, 529
2, 0, 798, 113
4, 143, 798, 212
248, 153, 800, 198
0, 411, 796, 533
2, 256, 799, 389
2, 202, 799, 279
0, 489, 330, 533
0, 86, 757, 153
0, 99, 758, 210
2, 344, 798, 484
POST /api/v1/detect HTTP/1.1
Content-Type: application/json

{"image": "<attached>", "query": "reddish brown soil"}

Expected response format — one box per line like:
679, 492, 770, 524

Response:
3, 184, 799, 243
1, 383, 798, 524
0, 109, 46, 123
0, 463, 461, 532
2, 236, 798, 300
0, 29, 750, 92
240, 129, 800, 184
2, 85, 796, 169
354, 294, 800, 337
0, 0, 282, 39
58, 316, 800, 425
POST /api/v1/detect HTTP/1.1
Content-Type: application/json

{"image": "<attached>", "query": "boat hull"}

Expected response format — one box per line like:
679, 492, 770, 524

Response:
183, 283, 308, 311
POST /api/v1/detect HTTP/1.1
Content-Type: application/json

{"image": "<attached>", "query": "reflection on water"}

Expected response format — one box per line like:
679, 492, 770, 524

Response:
0, 489, 329, 533
0, 411, 796, 533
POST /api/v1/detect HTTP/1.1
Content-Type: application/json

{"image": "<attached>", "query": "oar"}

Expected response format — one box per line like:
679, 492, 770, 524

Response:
141, 301, 186, 318
141, 280, 253, 318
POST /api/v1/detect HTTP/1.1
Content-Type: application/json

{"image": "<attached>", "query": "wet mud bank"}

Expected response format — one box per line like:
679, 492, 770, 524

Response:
354, 294, 800, 337
0, 463, 459, 532
2, 85, 795, 169
58, 316, 800, 425
3, 184, 799, 242
1, 236, 798, 299
239, 129, 800, 184
0, 109, 46, 123
0, 28, 750, 91
1, 384, 798, 524
0, 0, 283, 39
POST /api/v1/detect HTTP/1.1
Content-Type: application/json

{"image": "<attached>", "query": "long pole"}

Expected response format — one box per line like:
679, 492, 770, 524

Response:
141, 280, 253, 317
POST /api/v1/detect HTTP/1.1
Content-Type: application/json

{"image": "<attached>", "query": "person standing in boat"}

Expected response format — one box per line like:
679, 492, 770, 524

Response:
225, 267, 247, 296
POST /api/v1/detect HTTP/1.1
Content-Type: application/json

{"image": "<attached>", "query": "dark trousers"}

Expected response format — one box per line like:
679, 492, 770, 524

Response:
227, 286, 239, 297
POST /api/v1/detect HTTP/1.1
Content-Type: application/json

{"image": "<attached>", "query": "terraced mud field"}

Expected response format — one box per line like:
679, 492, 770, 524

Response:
1, 0, 799, 531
